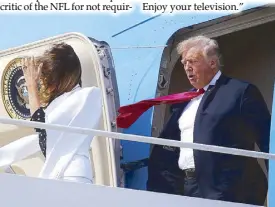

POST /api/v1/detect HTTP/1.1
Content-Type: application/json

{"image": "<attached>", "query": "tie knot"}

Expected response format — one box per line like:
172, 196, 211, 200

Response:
198, 88, 205, 93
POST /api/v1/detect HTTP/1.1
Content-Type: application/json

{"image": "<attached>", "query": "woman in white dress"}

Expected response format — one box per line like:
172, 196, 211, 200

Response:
0, 43, 102, 184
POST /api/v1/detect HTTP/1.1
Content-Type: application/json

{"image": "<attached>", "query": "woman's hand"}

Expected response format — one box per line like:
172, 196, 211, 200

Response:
21, 57, 43, 115
21, 57, 43, 88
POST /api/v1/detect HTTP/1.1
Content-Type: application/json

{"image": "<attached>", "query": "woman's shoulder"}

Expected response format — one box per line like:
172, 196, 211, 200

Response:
45, 86, 103, 123
76, 86, 102, 100
79, 86, 101, 93
46, 86, 102, 115
69, 86, 102, 107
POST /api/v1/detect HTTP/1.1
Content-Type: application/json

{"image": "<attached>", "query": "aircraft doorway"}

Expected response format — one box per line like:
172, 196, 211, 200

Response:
151, 7, 275, 206
170, 21, 275, 110
152, 6, 275, 138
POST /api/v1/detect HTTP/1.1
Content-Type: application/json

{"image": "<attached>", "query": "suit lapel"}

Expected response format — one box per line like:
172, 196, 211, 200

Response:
197, 74, 228, 113
194, 75, 229, 136
196, 84, 216, 112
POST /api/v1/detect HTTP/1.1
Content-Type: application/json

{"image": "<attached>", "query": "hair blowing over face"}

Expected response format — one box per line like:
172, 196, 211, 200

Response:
37, 43, 82, 107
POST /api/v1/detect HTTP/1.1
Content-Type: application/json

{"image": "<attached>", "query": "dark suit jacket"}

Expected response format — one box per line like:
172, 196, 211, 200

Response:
147, 74, 271, 205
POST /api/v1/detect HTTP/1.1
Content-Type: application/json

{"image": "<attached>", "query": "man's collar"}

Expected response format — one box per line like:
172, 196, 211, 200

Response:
203, 70, 221, 91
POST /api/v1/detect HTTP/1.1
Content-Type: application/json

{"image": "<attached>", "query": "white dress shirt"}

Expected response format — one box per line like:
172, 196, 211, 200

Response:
178, 71, 221, 170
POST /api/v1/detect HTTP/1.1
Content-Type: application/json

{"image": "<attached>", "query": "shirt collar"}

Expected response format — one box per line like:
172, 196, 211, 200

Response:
203, 70, 221, 91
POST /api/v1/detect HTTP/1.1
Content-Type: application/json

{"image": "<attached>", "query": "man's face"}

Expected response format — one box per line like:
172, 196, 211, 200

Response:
181, 48, 215, 89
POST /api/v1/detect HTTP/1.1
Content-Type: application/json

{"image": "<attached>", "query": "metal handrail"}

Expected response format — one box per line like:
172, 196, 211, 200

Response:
0, 116, 274, 160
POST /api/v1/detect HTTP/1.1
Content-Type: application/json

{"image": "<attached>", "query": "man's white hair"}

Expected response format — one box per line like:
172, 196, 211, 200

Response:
177, 35, 222, 67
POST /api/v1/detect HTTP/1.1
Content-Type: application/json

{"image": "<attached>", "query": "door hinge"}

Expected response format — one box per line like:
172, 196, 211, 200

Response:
106, 87, 114, 95
102, 65, 111, 78
111, 121, 116, 128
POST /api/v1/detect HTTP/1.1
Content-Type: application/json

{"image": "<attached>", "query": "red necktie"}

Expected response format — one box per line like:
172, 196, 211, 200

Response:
116, 88, 205, 128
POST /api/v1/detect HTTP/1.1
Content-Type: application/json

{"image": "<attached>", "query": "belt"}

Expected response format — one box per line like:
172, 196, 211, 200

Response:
182, 168, 196, 178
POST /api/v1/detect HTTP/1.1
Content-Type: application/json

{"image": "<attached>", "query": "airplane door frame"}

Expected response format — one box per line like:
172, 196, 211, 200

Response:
88, 37, 123, 187
151, 7, 275, 206
152, 6, 275, 138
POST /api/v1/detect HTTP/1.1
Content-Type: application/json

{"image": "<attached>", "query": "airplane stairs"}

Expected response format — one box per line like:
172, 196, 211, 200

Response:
0, 172, 262, 207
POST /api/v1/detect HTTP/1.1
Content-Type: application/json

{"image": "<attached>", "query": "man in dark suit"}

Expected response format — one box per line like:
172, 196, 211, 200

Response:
146, 35, 271, 205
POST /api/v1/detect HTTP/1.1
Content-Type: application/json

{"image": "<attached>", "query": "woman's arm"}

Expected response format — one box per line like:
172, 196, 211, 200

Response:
27, 84, 41, 115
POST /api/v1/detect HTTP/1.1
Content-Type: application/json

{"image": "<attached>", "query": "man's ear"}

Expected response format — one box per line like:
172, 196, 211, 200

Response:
209, 59, 217, 70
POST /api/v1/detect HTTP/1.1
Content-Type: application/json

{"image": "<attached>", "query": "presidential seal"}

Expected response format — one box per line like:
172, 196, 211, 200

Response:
1, 58, 31, 120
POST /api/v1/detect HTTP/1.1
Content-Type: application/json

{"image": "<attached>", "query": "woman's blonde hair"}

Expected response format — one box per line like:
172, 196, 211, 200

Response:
36, 43, 82, 107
